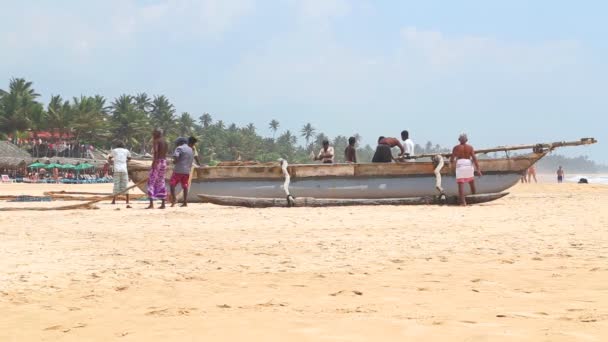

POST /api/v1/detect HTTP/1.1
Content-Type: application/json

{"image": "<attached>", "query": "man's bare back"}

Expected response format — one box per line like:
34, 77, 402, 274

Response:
451, 143, 475, 160
154, 139, 168, 161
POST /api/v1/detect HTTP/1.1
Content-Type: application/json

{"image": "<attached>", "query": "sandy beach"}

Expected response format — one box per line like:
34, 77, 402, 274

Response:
1, 182, 607, 341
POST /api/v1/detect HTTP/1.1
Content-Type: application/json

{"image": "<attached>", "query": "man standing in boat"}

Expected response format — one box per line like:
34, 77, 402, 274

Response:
450, 133, 482, 206
146, 128, 168, 209
394, 130, 415, 162
344, 136, 357, 163
315, 139, 335, 163
372, 134, 406, 163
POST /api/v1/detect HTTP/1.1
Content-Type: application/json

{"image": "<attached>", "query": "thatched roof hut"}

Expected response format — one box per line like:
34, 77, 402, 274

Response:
0, 141, 107, 170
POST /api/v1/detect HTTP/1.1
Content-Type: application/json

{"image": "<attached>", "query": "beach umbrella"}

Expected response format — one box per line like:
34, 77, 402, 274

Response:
74, 163, 94, 170
28, 162, 46, 168
44, 163, 62, 169
61, 164, 76, 170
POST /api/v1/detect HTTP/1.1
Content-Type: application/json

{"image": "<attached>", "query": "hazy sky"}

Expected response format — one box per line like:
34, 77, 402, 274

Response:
1, 0, 606, 162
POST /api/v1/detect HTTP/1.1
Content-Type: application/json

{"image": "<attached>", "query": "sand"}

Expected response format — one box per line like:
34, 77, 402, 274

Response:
1, 182, 607, 341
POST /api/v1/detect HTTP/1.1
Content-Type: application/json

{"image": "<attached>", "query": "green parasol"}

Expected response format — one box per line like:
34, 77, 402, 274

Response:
28, 162, 46, 168
61, 164, 76, 170
44, 163, 62, 169
74, 163, 94, 170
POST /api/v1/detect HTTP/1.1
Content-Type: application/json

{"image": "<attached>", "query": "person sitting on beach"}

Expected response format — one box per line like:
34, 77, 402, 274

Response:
108, 140, 132, 208
52, 166, 59, 184
450, 133, 482, 206
372, 136, 403, 163
169, 137, 194, 207
344, 136, 357, 163
146, 128, 168, 209
557, 166, 565, 183
315, 140, 334, 164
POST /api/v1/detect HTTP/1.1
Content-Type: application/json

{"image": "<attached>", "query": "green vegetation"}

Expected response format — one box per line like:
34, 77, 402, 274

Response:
0, 78, 379, 164
3, 77, 604, 171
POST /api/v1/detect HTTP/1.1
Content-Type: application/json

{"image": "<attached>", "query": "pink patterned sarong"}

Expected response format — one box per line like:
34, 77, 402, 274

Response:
147, 159, 167, 200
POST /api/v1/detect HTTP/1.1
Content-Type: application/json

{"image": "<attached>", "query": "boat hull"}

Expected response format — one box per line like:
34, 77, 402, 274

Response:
128, 153, 540, 202
198, 192, 509, 207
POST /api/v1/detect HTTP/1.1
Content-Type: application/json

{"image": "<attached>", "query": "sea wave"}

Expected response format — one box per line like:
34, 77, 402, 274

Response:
566, 175, 608, 185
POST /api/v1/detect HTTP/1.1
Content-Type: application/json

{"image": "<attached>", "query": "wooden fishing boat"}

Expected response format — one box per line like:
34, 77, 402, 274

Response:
127, 138, 596, 205
197, 192, 509, 207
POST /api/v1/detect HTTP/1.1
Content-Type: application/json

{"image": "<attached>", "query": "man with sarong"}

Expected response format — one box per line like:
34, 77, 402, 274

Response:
372, 136, 404, 163
146, 129, 168, 209
450, 133, 482, 206
109, 140, 132, 208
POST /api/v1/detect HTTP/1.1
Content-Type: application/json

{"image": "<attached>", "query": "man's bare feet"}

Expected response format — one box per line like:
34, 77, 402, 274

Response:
179, 203, 187, 207
126, 205, 132, 209
158, 205, 166, 209
145, 205, 154, 209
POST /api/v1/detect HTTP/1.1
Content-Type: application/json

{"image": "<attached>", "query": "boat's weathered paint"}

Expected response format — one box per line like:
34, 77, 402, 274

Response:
197, 192, 509, 207
128, 152, 542, 202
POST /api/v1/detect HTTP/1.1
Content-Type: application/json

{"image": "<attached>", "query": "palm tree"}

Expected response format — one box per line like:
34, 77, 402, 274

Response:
245, 123, 256, 133
199, 112, 212, 128
177, 112, 195, 136
70, 95, 110, 144
110, 94, 149, 150
134, 93, 152, 114
353, 133, 362, 147
300, 123, 316, 151
269, 119, 279, 139
215, 120, 225, 129
0, 78, 44, 136
150, 95, 176, 134
47, 95, 73, 139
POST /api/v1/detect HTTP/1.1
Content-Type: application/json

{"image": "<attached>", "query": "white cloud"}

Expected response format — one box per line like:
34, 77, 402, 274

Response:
400, 27, 582, 73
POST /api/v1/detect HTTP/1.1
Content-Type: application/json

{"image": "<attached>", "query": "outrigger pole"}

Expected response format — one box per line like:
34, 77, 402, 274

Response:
411, 137, 597, 160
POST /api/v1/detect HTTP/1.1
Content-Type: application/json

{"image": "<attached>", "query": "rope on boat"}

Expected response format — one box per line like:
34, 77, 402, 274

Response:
0, 178, 148, 211
433, 155, 447, 203
279, 159, 296, 207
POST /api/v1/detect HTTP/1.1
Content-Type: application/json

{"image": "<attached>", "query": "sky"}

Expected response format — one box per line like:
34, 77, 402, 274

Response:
1, 0, 606, 162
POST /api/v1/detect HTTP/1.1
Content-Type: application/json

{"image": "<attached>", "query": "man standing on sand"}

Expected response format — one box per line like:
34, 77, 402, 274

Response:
108, 140, 132, 208
344, 136, 357, 163
557, 166, 565, 183
450, 133, 482, 206
169, 138, 194, 207
527, 165, 538, 183
188, 136, 201, 167
146, 129, 168, 209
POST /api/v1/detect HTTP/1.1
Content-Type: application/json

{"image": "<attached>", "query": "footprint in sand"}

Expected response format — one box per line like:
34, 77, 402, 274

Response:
44, 325, 63, 331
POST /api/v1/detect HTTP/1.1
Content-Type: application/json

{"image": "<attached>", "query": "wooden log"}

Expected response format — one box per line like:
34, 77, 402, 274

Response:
197, 192, 508, 208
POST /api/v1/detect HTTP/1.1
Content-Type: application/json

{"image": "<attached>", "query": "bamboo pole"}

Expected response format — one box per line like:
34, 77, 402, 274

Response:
0, 178, 148, 211
411, 138, 597, 160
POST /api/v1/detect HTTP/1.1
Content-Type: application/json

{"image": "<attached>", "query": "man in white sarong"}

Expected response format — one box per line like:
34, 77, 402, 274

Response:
450, 134, 482, 205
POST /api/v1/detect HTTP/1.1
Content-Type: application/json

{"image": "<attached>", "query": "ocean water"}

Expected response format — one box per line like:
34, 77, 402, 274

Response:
565, 174, 608, 185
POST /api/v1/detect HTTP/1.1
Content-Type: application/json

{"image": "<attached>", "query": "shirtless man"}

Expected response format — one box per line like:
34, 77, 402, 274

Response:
449, 133, 482, 206
146, 129, 168, 209
372, 136, 405, 163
